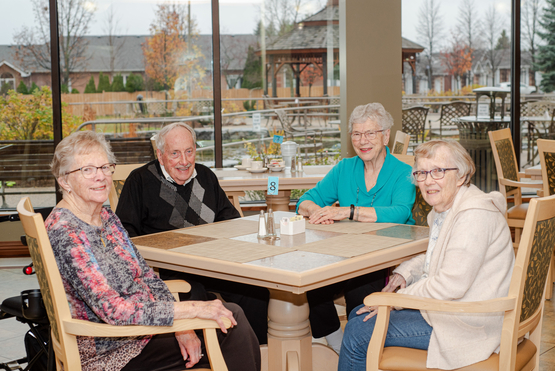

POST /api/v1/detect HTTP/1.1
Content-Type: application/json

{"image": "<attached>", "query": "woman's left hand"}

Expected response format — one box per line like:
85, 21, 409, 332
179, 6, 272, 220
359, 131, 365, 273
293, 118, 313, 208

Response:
356, 305, 391, 322
309, 206, 348, 224
175, 330, 202, 368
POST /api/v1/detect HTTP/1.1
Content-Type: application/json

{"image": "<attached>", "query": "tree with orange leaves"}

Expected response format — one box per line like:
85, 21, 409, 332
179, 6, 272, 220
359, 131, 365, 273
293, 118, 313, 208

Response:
300, 64, 323, 97
142, 3, 204, 92
441, 33, 473, 93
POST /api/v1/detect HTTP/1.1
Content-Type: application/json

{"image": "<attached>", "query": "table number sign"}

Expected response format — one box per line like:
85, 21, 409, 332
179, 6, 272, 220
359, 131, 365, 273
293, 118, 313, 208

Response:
477, 103, 489, 118
267, 176, 279, 195
252, 113, 261, 131
273, 135, 284, 144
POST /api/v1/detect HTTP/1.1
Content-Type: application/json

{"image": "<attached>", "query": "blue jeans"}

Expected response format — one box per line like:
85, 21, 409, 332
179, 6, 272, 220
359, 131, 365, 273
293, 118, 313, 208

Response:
338, 305, 433, 371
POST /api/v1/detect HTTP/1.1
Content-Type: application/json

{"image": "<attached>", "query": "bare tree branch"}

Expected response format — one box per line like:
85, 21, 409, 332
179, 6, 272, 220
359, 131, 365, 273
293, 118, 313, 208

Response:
523, 0, 543, 88
482, 4, 506, 85
13, 0, 95, 86
102, 4, 127, 76
417, 0, 443, 90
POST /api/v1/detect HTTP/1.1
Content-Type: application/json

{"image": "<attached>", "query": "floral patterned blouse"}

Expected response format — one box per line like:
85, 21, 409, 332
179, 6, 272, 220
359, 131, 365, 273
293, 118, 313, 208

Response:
45, 207, 175, 371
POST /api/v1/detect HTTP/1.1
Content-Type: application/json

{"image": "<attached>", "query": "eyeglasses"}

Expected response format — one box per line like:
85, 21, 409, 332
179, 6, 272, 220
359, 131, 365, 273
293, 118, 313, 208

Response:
350, 130, 385, 141
66, 164, 116, 178
412, 168, 458, 182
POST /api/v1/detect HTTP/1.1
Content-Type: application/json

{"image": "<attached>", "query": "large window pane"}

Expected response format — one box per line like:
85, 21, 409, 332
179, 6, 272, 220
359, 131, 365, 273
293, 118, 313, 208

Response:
217, 0, 341, 172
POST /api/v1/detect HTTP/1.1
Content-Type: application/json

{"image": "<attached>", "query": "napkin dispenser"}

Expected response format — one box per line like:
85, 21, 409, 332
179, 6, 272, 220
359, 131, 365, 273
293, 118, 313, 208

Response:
280, 216, 305, 235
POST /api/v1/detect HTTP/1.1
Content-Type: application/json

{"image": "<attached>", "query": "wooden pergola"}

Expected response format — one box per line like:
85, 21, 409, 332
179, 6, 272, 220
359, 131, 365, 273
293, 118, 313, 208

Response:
257, 2, 424, 97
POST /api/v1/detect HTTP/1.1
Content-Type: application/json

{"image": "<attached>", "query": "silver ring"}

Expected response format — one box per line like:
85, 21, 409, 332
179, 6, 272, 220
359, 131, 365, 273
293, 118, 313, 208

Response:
320, 213, 323, 217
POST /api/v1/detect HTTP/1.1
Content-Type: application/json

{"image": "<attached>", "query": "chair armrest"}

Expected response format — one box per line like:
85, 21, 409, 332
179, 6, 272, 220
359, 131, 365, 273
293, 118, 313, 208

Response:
164, 279, 191, 294
499, 178, 543, 189
63, 317, 231, 337
363, 292, 516, 313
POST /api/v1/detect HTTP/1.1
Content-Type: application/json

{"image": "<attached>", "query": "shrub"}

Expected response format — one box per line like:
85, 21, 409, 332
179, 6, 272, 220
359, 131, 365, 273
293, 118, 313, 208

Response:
126, 73, 145, 93
97, 72, 111, 92
84, 76, 96, 93
111, 74, 125, 92
71, 88, 80, 94
30, 82, 40, 93
61, 84, 70, 94
16, 81, 29, 94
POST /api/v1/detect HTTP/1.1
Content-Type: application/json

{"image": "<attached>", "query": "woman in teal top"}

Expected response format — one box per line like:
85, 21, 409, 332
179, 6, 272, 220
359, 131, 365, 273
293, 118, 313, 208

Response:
296, 103, 416, 354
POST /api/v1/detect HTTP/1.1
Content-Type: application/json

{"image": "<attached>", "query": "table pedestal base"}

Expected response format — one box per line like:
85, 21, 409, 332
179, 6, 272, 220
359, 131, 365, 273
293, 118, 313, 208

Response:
265, 190, 292, 212
263, 290, 338, 371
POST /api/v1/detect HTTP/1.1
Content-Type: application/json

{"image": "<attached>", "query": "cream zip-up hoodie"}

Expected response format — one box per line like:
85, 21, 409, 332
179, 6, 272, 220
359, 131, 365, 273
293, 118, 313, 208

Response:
394, 184, 515, 370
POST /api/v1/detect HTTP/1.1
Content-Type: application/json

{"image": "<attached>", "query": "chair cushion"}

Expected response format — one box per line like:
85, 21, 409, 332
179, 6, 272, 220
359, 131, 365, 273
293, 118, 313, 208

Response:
508, 203, 529, 220
379, 339, 536, 371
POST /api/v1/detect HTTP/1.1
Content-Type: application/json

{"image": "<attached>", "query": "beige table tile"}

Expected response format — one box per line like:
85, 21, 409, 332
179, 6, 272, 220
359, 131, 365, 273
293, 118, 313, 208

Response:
232, 229, 342, 249
174, 219, 259, 238
169, 238, 295, 263
132, 232, 216, 250
297, 233, 411, 258
305, 221, 397, 234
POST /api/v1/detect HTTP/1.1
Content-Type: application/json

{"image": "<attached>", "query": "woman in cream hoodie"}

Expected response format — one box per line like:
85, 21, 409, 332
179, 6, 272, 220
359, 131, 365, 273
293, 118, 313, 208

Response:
339, 140, 515, 370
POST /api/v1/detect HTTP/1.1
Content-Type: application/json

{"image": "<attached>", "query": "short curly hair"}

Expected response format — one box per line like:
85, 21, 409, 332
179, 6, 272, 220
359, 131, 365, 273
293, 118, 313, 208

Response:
50, 131, 116, 181
348, 103, 394, 133
413, 140, 476, 187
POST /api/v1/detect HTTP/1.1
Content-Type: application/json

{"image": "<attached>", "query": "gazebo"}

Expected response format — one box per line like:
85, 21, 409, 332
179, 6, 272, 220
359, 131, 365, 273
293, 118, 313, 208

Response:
259, 1, 424, 97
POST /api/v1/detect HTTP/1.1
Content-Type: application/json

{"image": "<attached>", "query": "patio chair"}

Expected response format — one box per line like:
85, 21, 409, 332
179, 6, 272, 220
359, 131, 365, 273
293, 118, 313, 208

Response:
391, 131, 411, 155
401, 106, 429, 144
522, 101, 555, 164
17, 197, 230, 371
363, 193, 555, 371
275, 109, 323, 156
488, 128, 542, 247
430, 101, 472, 139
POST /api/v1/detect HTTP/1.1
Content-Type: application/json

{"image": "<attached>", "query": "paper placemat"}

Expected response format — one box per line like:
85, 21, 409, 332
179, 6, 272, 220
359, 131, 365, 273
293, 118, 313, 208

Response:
305, 221, 397, 234
132, 232, 216, 250
297, 233, 410, 258
170, 238, 295, 263
174, 219, 259, 238
366, 225, 429, 240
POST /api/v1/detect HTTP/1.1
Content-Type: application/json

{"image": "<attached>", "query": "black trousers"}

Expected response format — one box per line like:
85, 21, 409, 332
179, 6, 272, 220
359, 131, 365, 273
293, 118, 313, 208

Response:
307, 269, 387, 338
159, 269, 269, 345
122, 303, 261, 371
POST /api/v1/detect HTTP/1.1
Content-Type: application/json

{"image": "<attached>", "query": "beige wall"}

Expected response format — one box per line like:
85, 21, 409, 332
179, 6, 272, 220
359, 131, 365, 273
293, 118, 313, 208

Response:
339, 0, 402, 158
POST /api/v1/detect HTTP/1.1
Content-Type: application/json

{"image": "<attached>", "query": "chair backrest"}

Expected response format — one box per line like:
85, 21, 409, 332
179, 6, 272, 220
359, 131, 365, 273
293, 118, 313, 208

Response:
401, 106, 429, 143
392, 131, 410, 155
439, 101, 472, 127
488, 128, 520, 199
150, 135, 158, 159
498, 194, 555, 370
275, 109, 295, 138
537, 139, 555, 197
520, 100, 541, 116
108, 164, 145, 210
17, 197, 82, 371
412, 187, 432, 227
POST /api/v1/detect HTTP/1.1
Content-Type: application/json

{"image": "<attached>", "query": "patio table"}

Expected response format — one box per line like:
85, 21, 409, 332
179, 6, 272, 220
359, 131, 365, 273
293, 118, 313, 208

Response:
132, 212, 429, 371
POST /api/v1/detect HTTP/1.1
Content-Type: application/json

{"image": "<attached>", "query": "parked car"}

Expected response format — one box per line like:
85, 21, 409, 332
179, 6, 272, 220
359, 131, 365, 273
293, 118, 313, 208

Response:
499, 82, 537, 95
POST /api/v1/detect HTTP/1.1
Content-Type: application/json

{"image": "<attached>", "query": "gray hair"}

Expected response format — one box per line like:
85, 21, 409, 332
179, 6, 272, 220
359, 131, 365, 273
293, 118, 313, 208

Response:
413, 140, 476, 187
348, 103, 394, 133
50, 131, 116, 183
156, 122, 196, 153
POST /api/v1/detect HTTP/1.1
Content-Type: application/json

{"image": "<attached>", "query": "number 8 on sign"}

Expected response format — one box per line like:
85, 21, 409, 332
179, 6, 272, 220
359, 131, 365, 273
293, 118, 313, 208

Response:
267, 176, 279, 196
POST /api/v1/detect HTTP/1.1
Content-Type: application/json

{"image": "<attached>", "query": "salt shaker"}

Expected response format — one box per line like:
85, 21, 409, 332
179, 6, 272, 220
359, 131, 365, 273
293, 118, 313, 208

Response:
257, 210, 267, 239
265, 208, 277, 238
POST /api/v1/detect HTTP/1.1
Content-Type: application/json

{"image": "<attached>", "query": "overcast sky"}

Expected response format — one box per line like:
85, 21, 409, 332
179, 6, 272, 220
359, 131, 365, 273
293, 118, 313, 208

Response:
1, 0, 514, 47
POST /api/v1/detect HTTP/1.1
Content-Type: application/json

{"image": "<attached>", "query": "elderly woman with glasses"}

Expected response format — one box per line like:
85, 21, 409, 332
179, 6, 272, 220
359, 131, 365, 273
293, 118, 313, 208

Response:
296, 103, 416, 353
45, 131, 260, 371
339, 140, 515, 371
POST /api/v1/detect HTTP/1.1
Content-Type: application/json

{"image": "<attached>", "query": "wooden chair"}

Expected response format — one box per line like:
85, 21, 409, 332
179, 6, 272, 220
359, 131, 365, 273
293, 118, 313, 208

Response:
275, 109, 324, 155
401, 106, 429, 144
391, 131, 410, 155
411, 187, 432, 227
488, 129, 542, 247
17, 197, 230, 371
430, 101, 472, 139
108, 163, 145, 210
538, 138, 555, 300
108, 163, 245, 217
363, 194, 555, 371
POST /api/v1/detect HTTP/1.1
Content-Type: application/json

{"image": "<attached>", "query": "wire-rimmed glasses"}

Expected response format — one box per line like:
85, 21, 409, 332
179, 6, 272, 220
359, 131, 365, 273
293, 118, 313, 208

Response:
66, 164, 116, 178
412, 168, 458, 182
350, 130, 385, 141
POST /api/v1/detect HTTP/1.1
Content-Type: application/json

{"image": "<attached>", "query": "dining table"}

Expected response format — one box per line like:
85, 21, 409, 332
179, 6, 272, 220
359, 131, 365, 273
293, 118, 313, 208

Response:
212, 165, 333, 212
132, 211, 429, 371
